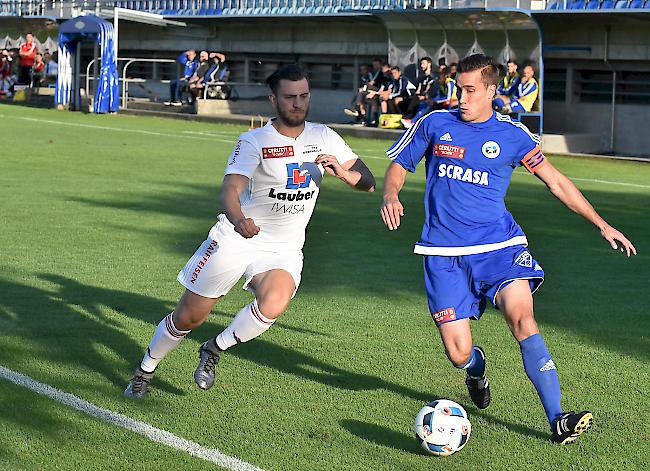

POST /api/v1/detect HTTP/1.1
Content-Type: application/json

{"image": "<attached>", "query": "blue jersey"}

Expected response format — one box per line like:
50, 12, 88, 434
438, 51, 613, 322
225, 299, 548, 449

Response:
386, 110, 546, 256
177, 53, 198, 79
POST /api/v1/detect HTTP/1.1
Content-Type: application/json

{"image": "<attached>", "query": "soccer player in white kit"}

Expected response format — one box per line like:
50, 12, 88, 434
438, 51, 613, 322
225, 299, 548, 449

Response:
125, 64, 376, 398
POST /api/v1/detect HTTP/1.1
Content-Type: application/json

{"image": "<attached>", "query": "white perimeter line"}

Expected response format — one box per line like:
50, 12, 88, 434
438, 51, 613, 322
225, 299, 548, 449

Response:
0, 365, 264, 471
0, 114, 232, 144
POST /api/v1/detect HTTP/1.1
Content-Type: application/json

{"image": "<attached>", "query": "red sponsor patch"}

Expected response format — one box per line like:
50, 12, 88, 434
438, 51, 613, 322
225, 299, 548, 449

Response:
434, 144, 466, 159
262, 146, 295, 159
432, 307, 456, 324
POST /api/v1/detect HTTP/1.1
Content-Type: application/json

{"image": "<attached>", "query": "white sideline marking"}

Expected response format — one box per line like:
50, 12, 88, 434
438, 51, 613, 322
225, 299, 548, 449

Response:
0, 365, 264, 471
0, 114, 233, 144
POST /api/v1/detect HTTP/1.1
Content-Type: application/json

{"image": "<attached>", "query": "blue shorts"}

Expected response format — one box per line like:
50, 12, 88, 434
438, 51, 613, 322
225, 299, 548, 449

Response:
509, 99, 527, 113
423, 245, 545, 326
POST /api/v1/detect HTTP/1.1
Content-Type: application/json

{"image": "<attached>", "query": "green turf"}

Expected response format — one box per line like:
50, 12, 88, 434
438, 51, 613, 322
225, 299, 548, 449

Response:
0, 104, 648, 470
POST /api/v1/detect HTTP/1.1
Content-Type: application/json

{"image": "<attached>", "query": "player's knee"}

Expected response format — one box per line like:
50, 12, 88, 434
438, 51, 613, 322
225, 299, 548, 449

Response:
506, 309, 538, 340
256, 290, 290, 319
446, 346, 473, 368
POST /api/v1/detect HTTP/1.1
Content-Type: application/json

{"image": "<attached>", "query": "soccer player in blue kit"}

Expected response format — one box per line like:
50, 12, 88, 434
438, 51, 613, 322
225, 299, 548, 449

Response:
380, 54, 637, 444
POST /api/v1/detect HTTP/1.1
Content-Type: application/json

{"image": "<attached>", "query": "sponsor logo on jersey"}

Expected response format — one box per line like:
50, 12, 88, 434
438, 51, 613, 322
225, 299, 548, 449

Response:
515, 251, 533, 268
302, 144, 323, 154
285, 163, 312, 189
434, 143, 465, 159
228, 140, 242, 165
262, 145, 295, 159
268, 188, 316, 201
438, 163, 489, 186
190, 239, 218, 284
271, 202, 306, 214
432, 307, 456, 324
440, 132, 453, 142
482, 141, 501, 159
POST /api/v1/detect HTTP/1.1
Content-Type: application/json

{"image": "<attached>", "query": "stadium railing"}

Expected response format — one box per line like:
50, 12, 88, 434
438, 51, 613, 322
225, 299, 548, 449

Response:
545, 0, 649, 7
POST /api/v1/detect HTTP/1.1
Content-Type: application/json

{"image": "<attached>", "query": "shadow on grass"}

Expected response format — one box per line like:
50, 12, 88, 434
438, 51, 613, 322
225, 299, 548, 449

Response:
0, 275, 183, 396
65, 171, 650, 362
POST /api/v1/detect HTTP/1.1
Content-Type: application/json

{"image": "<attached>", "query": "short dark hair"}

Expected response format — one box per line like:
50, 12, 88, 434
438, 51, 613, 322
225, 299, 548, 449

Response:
266, 64, 310, 94
457, 54, 500, 87
390, 66, 400, 72
420, 56, 432, 64
507, 59, 518, 66
372, 57, 382, 64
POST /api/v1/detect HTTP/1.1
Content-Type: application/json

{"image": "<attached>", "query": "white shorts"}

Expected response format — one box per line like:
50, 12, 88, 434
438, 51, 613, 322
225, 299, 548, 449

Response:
177, 214, 303, 299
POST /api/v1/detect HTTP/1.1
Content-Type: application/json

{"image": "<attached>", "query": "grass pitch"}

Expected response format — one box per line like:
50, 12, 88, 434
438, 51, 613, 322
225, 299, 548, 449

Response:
0, 104, 648, 470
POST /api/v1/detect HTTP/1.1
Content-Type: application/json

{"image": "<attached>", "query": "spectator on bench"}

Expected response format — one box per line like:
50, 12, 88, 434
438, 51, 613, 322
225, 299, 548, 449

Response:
400, 56, 437, 128
1, 49, 15, 98
343, 64, 373, 123
432, 66, 458, 110
493, 60, 520, 111
365, 62, 393, 127
380, 66, 417, 116
43, 51, 57, 86
193, 52, 228, 100
494, 64, 538, 114
187, 51, 211, 103
32, 53, 45, 87
166, 49, 197, 106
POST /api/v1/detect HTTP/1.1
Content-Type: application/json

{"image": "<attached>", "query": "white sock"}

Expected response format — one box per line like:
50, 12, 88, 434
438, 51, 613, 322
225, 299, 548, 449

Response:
215, 300, 275, 351
140, 313, 190, 372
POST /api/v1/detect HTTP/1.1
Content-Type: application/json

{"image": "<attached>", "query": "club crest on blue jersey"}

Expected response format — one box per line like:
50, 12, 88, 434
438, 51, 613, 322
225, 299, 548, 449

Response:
285, 163, 312, 189
482, 141, 501, 159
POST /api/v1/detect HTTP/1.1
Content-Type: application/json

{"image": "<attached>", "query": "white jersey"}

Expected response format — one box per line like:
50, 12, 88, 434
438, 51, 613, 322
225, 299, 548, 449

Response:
222, 120, 358, 250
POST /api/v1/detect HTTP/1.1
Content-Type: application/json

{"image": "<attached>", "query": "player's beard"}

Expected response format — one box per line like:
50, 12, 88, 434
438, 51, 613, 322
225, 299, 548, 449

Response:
278, 104, 309, 127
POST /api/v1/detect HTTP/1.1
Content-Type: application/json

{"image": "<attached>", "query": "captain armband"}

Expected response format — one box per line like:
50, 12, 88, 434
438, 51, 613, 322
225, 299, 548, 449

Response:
350, 159, 376, 191
521, 146, 547, 174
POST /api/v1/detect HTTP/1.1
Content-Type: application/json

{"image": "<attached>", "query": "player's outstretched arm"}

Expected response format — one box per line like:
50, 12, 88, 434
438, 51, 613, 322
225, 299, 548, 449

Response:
534, 161, 637, 256
220, 174, 260, 238
381, 162, 407, 231
314, 155, 376, 192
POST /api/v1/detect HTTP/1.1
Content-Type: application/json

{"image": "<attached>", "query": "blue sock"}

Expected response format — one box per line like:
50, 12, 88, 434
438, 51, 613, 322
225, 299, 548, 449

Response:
519, 333, 563, 428
458, 346, 486, 378
493, 97, 505, 109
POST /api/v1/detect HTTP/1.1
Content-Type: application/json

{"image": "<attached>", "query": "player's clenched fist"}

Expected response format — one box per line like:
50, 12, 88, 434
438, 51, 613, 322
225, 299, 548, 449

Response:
234, 218, 260, 238
381, 197, 404, 231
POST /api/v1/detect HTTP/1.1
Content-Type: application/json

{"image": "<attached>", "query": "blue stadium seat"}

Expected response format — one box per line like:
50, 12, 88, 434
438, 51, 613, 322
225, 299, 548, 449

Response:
614, 0, 628, 6
569, 0, 586, 8
629, 0, 643, 6
600, 0, 614, 6
586, 0, 600, 7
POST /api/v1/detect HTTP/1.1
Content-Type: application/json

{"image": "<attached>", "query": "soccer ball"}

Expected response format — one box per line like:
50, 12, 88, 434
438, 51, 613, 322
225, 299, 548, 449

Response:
414, 399, 471, 456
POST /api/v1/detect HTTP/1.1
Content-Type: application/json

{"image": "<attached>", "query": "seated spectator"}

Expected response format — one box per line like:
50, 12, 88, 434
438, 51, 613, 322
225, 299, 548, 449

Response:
365, 62, 392, 127
449, 62, 458, 80
493, 60, 520, 110
0, 49, 15, 98
166, 49, 197, 106
343, 64, 373, 123
195, 52, 228, 99
43, 51, 57, 85
31, 53, 45, 87
494, 64, 538, 114
400, 56, 438, 128
379, 66, 417, 116
187, 50, 211, 103
432, 67, 458, 110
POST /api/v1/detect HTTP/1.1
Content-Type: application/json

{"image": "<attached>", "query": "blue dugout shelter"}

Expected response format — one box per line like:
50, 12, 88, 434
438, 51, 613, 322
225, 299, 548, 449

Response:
56, 14, 118, 113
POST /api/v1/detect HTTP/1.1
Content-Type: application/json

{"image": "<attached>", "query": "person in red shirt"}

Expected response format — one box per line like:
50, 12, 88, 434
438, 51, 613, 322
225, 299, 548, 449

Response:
19, 33, 37, 85
32, 52, 45, 87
